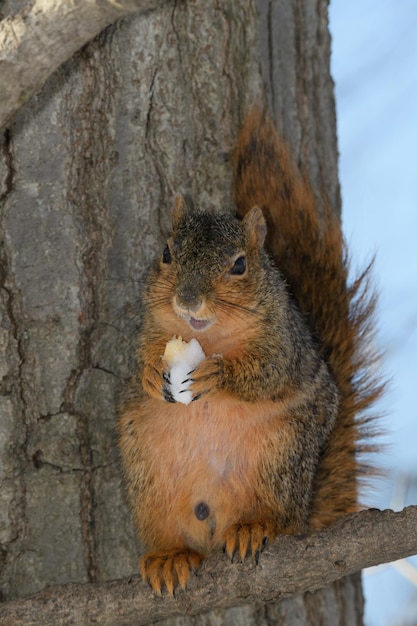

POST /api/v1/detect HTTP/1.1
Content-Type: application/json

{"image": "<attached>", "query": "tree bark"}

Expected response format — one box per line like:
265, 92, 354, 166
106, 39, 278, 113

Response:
0, 0, 370, 624
0, 0, 163, 130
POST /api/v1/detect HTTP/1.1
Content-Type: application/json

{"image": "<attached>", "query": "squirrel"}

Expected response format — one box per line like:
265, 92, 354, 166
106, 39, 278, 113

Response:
118, 107, 382, 595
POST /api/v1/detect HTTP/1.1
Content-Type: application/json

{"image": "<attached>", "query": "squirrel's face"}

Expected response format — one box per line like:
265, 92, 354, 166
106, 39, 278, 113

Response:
148, 197, 268, 336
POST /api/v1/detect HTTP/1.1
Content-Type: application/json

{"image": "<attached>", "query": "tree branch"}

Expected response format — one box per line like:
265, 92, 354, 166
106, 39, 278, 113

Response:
0, 0, 164, 130
1, 506, 416, 626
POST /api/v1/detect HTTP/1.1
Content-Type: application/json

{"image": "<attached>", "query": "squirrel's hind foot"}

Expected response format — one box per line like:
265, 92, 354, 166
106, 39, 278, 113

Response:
139, 549, 204, 595
223, 521, 275, 563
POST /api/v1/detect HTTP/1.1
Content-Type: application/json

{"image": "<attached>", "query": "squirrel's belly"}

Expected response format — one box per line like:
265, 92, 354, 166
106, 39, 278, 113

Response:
131, 394, 284, 554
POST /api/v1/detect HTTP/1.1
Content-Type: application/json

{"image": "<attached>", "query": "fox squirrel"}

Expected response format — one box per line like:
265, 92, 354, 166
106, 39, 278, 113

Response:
118, 108, 382, 595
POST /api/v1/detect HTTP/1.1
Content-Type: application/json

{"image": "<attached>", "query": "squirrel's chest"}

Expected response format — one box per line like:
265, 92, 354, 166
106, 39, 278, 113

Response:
140, 395, 280, 479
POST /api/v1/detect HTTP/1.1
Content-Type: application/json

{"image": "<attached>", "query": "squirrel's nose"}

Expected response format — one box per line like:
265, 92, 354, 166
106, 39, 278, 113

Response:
175, 284, 203, 312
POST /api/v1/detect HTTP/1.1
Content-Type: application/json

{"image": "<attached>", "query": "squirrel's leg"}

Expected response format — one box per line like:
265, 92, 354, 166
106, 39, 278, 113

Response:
140, 549, 205, 595
140, 339, 175, 402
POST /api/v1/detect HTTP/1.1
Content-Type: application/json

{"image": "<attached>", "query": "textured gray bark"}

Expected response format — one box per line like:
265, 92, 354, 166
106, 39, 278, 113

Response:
0, 0, 361, 623
0, 0, 164, 129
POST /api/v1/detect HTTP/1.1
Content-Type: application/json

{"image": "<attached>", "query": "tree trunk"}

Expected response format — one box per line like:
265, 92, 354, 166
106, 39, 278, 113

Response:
0, 0, 361, 623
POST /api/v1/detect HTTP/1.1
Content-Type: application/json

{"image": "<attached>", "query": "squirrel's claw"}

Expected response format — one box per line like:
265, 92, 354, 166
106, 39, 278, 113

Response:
189, 356, 223, 400
139, 549, 204, 595
223, 521, 275, 562
142, 361, 174, 403
163, 385, 176, 403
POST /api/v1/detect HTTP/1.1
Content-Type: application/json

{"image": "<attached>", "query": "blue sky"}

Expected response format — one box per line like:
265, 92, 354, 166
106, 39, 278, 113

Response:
329, 2, 417, 625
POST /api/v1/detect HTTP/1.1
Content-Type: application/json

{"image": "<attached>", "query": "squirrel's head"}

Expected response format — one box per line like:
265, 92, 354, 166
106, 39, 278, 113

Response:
149, 195, 269, 335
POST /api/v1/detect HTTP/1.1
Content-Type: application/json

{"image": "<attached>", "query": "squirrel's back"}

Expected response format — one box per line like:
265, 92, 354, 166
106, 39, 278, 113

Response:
234, 107, 383, 528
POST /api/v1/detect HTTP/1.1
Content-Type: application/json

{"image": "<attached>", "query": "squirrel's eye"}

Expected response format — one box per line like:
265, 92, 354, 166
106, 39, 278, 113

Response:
229, 255, 246, 276
162, 245, 172, 264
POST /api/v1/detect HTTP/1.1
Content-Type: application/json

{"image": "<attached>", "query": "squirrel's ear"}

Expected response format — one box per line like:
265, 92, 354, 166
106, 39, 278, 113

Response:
243, 206, 267, 249
172, 194, 189, 228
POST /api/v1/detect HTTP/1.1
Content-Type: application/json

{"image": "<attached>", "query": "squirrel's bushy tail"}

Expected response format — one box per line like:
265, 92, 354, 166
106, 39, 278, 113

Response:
234, 107, 384, 528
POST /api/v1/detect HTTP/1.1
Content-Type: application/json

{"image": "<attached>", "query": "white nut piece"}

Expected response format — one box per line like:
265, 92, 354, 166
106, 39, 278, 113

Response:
163, 336, 206, 405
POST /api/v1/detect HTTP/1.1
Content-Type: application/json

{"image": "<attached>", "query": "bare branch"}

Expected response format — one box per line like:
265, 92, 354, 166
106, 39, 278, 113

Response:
1, 506, 416, 626
0, 0, 163, 129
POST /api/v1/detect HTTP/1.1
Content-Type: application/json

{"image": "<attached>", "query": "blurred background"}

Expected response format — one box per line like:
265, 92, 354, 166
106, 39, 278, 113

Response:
329, 2, 417, 625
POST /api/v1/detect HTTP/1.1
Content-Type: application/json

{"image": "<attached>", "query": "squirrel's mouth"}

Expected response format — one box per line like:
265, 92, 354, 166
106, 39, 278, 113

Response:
188, 317, 212, 331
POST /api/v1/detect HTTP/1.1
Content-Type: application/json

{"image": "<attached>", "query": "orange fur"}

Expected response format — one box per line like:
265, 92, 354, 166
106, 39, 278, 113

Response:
120, 395, 289, 554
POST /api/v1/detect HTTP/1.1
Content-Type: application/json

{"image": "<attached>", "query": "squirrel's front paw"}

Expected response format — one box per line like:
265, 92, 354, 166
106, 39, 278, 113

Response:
142, 360, 175, 403
188, 356, 224, 400
140, 549, 204, 595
